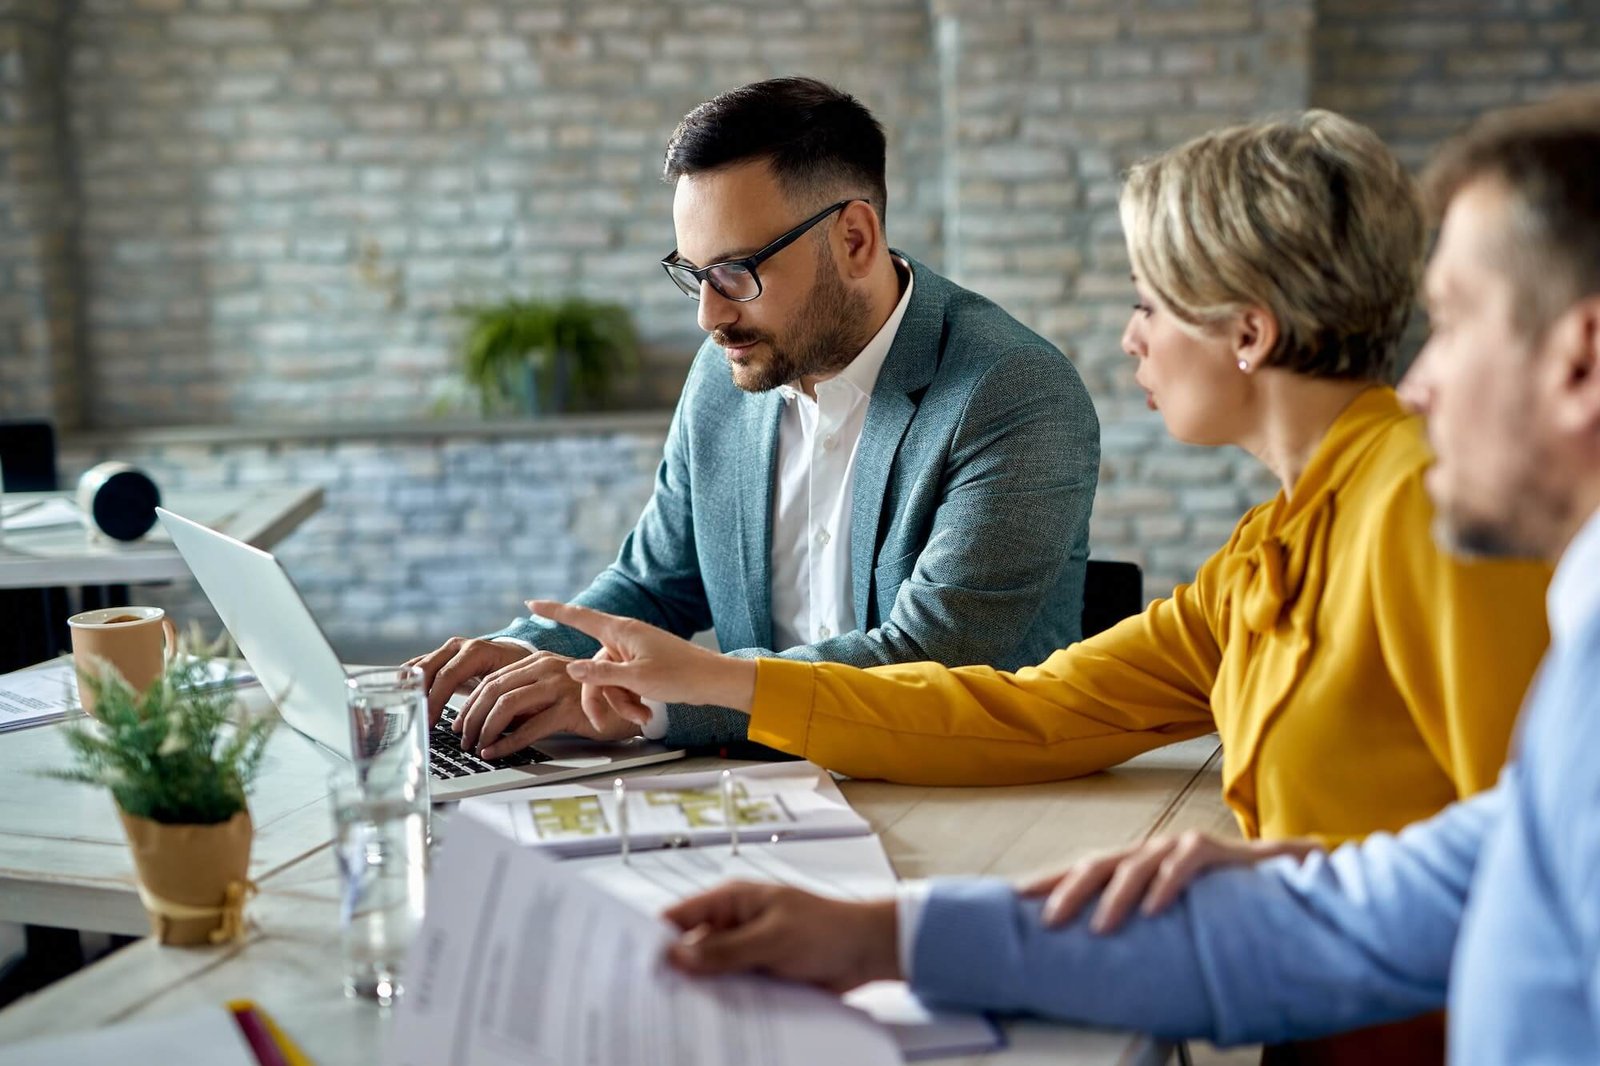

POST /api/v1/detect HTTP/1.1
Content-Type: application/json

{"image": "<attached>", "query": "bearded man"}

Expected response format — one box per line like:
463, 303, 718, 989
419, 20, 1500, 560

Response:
412, 76, 1100, 757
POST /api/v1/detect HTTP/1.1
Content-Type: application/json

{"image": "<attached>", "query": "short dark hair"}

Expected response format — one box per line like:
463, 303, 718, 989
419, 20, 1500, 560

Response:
663, 77, 889, 229
1425, 89, 1600, 333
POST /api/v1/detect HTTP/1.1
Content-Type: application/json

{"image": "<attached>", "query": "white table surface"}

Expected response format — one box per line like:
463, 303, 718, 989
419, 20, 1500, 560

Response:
0, 486, 324, 588
0, 686, 343, 937
0, 708, 1231, 1065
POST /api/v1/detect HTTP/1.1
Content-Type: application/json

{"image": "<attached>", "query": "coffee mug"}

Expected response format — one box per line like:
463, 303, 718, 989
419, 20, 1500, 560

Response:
67, 606, 179, 718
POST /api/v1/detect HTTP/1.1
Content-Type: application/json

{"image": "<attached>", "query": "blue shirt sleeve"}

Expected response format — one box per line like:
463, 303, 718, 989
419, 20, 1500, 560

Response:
910, 786, 1501, 1046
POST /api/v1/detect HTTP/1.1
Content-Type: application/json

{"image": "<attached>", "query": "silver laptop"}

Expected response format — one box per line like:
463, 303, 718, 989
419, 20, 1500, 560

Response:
156, 507, 683, 800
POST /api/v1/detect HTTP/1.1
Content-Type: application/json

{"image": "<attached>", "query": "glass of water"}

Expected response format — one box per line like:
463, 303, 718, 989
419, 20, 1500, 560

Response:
346, 665, 432, 819
329, 765, 427, 1006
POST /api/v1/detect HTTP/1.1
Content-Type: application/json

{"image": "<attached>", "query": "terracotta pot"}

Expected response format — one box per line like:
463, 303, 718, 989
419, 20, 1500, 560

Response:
117, 807, 254, 946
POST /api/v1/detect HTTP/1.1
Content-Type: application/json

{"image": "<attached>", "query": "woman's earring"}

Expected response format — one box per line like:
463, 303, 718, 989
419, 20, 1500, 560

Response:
1237, 360, 1250, 373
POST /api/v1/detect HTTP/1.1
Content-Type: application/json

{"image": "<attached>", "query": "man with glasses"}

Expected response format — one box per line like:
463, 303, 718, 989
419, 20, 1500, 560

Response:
411, 76, 1098, 757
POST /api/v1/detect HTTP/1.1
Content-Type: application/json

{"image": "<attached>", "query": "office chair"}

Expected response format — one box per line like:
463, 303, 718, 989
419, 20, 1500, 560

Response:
1082, 559, 1144, 639
0, 420, 73, 671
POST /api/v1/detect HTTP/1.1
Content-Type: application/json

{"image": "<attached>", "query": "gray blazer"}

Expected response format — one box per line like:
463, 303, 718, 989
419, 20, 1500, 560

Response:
494, 255, 1100, 748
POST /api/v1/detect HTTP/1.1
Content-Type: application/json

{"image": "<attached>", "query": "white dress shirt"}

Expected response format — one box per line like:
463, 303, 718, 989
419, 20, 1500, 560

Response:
768, 262, 914, 652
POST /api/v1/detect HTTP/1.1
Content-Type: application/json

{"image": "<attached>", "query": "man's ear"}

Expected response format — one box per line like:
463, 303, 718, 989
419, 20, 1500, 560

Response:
1234, 306, 1280, 369
1545, 295, 1600, 441
836, 201, 880, 279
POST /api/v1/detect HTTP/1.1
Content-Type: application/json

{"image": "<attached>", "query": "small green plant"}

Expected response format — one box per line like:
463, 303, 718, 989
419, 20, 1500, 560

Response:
45, 636, 274, 826
457, 295, 638, 415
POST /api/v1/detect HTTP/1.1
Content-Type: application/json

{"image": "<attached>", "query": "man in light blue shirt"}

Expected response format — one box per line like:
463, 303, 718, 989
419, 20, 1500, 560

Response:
656, 91, 1600, 1062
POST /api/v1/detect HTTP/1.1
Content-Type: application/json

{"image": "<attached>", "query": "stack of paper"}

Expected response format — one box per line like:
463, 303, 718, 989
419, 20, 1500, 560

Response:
452, 761, 1005, 1062
389, 814, 905, 1066
0, 661, 82, 734
0, 657, 255, 735
0, 497, 83, 532
0, 1001, 307, 1065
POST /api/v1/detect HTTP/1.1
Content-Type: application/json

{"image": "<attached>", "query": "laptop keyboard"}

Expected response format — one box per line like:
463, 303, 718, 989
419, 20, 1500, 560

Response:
428, 707, 551, 779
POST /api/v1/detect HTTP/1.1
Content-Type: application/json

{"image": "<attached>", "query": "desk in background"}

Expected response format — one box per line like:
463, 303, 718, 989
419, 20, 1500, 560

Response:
0, 486, 323, 590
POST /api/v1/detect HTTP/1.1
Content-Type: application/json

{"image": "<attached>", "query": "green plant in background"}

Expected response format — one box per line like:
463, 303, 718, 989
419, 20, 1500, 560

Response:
458, 296, 639, 416
44, 638, 274, 826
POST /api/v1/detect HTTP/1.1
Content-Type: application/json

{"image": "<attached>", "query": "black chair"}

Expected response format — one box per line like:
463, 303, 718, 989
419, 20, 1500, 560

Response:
1082, 559, 1143, 639
0, 421, 73, 671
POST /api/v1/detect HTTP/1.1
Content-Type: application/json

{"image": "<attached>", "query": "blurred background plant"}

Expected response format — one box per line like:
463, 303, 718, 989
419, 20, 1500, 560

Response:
455, 296, 639, 416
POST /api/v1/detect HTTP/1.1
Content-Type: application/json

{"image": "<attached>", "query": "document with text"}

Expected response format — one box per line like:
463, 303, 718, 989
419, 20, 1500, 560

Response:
387, 814, 902, 1066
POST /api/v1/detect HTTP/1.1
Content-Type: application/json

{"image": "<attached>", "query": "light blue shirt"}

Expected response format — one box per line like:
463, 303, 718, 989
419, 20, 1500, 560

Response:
907, 509, 1600, 1061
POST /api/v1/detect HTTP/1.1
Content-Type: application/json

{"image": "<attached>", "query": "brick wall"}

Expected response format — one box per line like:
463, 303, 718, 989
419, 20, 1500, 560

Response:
61, 0, 944, 426
935, 0, 1304, 592
0, 0, 78, 428
1314, 0, 1600, 170
6, 0, 1595, 642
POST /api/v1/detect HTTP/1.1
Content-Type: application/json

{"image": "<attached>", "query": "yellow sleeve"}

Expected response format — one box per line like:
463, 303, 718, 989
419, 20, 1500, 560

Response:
747, 544, 1233, 785
1369, 470, 1551, 797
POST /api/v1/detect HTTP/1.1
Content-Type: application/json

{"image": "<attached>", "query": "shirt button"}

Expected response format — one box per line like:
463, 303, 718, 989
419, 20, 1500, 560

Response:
822, 434, 838, 451
818, 625, 832, 639
816, 529, 831, 546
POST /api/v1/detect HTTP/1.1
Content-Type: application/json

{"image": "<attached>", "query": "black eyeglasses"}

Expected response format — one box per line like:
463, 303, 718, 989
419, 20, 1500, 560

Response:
660, 200, 854, 302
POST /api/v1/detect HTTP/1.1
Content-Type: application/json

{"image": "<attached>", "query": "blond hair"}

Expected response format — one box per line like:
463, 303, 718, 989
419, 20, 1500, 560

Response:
1120, 110, 1423, 381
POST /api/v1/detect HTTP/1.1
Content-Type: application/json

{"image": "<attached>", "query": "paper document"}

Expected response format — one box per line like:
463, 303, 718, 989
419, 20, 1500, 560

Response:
459, 761, 871, 856
455, 763, 1000, 1061
0, 657, 254, 734
0, 661, 82, 733
0, 1005, 260, 1066
846, 982, 1006, 1061
387, 814, 902, 1066
0, 497, 83, 532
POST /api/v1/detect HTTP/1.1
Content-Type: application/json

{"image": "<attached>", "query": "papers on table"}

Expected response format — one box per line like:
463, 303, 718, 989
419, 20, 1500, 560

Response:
0, 497, 83, 532
0, 661, 82, 733
846, 982, 1007, 1061
450, 761, 1005, 1062
387, 814, 904, 1066
0, 657, 256, 734
459, 761, 872, 857
0, 1005, 262, 1066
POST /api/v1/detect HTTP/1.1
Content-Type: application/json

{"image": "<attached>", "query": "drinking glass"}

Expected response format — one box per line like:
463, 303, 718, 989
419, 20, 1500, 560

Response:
329, 766, 427, 1006
346, 665, 432, 833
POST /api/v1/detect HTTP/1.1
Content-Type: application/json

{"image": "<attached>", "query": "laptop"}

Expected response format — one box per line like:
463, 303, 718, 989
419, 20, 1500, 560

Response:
156, 507, 683, 800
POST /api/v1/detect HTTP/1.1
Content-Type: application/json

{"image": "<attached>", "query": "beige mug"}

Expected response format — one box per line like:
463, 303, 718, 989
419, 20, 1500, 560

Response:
67, 606, 178, 718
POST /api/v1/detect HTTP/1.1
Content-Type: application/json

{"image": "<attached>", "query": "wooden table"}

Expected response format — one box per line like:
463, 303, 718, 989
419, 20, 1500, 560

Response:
0, 716, 1231, 1066
0, 487, 323, 589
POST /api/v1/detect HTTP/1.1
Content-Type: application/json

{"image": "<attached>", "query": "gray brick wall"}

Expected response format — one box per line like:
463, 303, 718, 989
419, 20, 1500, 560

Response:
61, 0, 944, 426
1314, 0, 1600, 171
936, 0, 1305, 594
7, 0, 1596, 645
0, 0, 79, 428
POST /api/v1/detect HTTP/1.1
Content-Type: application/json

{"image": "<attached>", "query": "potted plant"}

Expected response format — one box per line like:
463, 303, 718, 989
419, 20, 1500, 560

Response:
457, 295, 639, 416
46, 643, 274, 946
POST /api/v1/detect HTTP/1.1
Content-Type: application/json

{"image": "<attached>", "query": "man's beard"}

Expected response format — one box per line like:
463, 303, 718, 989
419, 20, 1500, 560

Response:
715, 254, 874, 393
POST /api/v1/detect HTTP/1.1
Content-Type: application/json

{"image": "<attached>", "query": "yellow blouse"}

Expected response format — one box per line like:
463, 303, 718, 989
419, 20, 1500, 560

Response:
748, 388, 1551, 843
